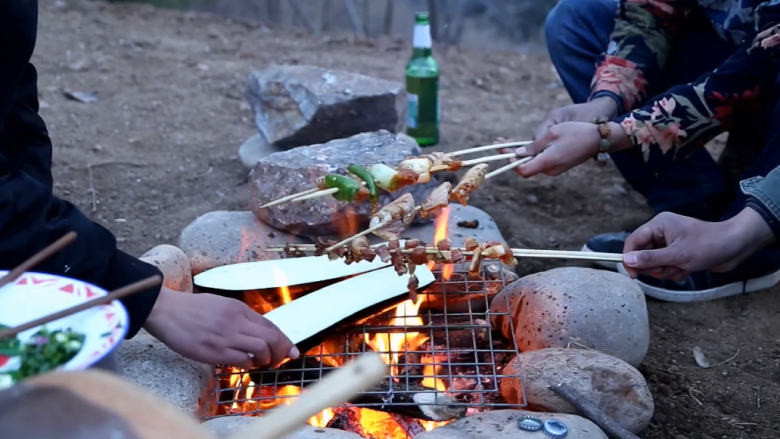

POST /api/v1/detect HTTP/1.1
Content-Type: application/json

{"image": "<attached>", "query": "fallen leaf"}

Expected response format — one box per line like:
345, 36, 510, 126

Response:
692, 346, 711, 367
62, 89, 98, 103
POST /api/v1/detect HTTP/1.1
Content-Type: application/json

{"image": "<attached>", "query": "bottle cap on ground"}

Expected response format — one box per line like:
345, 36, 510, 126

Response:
543, 419, 568, 438
517, 415, 543, 431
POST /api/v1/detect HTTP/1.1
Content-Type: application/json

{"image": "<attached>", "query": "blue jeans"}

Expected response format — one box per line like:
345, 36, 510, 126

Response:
545, 0, 776, 221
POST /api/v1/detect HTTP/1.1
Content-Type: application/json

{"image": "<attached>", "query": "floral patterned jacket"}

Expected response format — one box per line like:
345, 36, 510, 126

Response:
590, 0, 780, 168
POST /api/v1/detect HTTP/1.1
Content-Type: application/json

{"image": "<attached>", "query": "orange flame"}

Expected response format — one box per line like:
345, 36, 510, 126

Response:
364, 299, 428, 375
227, 227, 453, 437
421, 356, 447, 391
272, 266, 292, 304
428, 207, 454, 279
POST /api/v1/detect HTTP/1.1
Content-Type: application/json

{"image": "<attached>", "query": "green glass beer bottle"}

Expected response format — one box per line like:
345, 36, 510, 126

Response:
405, 12, 440, 147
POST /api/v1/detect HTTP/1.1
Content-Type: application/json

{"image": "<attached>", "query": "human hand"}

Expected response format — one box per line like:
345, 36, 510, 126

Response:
622, 208, 776, 280
512, 121, 601, 177
144, 288, 299, 368
534, 97, 619, 141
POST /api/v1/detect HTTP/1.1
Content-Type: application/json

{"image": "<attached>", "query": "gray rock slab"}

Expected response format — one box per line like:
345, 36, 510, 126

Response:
246, 65, 406, 149
249, 130, 436, 239
374, 204, 503, 247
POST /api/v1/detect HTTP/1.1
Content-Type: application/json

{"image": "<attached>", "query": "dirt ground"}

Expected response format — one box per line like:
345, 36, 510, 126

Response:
36, 0, 779, 437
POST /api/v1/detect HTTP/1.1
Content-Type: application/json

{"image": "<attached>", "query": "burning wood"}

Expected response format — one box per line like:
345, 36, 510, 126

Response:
350, 381, 466, 422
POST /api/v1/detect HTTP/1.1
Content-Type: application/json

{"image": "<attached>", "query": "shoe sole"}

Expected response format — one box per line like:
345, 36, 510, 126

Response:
615, 264, 780, 302
581, 244, 620, 271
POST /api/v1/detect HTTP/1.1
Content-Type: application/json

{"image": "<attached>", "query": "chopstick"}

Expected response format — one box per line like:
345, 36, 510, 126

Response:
0, 231, 78, 290
0, 275, 162, 340
446, 140, 531, 157
227, 352, 388, 439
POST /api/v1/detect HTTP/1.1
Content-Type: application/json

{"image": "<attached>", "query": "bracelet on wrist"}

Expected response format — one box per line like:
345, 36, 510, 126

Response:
593, 117, 611, 166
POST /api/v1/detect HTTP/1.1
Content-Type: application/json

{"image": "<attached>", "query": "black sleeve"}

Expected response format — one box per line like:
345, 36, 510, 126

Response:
0, 0, 162, 339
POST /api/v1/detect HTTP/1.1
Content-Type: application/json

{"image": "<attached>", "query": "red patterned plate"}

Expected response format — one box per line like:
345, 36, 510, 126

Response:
0, 271, 128, 377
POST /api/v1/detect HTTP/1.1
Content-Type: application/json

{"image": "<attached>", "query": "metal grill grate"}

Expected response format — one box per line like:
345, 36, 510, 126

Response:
201, 262, 526, 421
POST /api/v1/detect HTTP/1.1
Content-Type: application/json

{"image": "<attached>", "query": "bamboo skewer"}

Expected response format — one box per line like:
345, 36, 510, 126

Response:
263, 245, 624, 263
228, 352, 388, 439
485, 156, 533, 179
448, 140, 531, 157
323, 206, 423, 253
259, 187, 321, 209
459, 152, 516, 167
0, 231, 78, 290
261, 140, 532, 209
290, 152, 530, 205
0, 275, 162, 340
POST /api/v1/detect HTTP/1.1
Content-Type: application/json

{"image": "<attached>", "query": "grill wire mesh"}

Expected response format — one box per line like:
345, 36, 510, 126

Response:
201, 262, 526, 422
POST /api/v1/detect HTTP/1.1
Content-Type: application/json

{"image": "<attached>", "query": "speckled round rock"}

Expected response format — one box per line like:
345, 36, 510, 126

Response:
178, 210, 311, 275
203, 419, 364, 439
140, 244, 193, 293
489, 267, 649, 367
117, 333, 214, 416
500, 348, 654, 434
413, 410, 606, 439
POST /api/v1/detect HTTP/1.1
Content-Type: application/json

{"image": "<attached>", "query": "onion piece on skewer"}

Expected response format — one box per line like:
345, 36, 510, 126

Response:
397, 158, 432, 184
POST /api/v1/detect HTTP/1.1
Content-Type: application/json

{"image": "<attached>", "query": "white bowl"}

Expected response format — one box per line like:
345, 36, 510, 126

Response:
0, 271, 128, 380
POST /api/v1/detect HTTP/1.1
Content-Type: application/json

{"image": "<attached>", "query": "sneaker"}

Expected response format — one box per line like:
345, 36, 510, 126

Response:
581, 231, 631, 271
616, 247, 780, 302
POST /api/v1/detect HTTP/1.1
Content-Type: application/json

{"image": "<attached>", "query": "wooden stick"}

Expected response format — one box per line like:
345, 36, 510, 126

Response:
0, 275, 162, 340
294, 187, 339, 202
549, 383, 641, 439
259, 188, 321, 209
460, 153, 516, 167
264, 246, 624, 263
264, 144, 530, 208
228, 352, 388, 439
485, 156, 533, 179
324, 206, 422, 252
0, 232, 78, 290
447, 140, 531, 157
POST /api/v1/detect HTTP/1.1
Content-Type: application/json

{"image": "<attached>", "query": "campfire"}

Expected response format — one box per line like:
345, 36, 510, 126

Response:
199, 207, 526, 438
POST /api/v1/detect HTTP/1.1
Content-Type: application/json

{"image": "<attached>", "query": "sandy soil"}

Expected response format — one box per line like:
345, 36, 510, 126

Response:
34, 0, 779, 437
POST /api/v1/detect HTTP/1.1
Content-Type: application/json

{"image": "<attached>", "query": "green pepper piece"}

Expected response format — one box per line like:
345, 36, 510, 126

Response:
324, 174, 361, 202
347, 164, 378, 202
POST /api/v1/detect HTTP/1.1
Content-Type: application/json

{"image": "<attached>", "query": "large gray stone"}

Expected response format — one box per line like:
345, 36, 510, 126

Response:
414, 410, 607, 439
117, 333, 214, 416
376, 204, 504, 247
203, 419, 363, 439
490, 267, 649, 367
178, 211, 312, 276
246, 65, 406, 149
501, 348, 654, 434
249, 130, 437, 239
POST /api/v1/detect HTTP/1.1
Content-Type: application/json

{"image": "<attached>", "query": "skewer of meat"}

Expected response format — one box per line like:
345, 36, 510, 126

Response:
261, 150, 517, 208
269, 239, 620, 269
451, 164, 489, 206
323, 193, 418, 252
